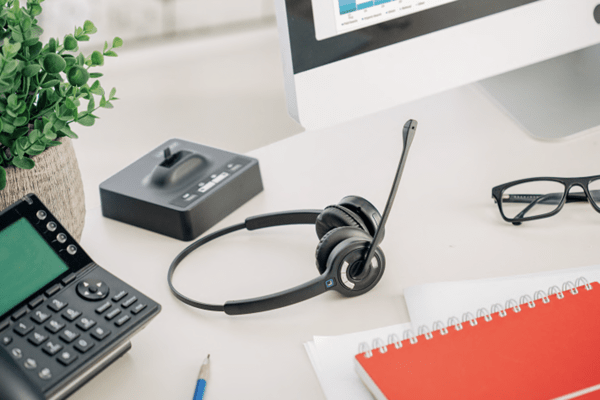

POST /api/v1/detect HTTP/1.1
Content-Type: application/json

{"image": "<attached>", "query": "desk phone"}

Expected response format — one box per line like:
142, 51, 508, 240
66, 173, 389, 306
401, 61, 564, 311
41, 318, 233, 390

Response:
0, 194, 161, 400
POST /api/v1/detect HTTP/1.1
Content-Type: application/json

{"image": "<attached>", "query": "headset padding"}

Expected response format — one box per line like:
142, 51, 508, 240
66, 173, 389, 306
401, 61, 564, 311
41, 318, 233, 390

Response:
315, 227, 372, 274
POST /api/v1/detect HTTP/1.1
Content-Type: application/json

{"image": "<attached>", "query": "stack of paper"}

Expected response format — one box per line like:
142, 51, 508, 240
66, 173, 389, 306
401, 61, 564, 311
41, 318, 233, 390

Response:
305, 264, 600, 400
305, 323, 411, 400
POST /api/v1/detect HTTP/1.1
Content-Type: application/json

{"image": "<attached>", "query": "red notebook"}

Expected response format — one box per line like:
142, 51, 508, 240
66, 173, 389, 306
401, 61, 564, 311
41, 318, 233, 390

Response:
355, 280, 600, 400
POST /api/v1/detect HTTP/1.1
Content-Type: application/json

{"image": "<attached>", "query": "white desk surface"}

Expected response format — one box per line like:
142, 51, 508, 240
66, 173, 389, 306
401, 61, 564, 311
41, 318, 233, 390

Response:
73, 84, 600, 399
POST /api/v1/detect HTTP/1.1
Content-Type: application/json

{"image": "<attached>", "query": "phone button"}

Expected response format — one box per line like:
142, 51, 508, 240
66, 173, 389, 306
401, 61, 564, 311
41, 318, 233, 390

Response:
39, 368, 52, 380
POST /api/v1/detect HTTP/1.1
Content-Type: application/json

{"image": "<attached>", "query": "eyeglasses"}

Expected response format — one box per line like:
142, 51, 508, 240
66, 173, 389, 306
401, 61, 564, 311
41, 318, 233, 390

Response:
492, 175, 600, 225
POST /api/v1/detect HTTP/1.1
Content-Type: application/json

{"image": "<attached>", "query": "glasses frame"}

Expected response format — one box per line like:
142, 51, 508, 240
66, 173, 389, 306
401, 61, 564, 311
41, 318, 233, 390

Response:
492, 175, 600, 225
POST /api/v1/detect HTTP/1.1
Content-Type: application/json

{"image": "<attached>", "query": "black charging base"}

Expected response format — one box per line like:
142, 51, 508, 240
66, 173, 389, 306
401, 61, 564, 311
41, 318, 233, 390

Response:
99, 139, 263, 241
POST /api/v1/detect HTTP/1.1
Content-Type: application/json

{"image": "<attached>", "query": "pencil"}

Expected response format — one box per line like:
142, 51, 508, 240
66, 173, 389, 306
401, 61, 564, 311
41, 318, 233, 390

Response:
193, 354, 210, 400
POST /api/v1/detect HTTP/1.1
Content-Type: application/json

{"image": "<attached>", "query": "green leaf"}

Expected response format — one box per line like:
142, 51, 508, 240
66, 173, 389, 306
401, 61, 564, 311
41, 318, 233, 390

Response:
28, 41, 42, 59
21, 18, 32, 33
53, 119, 66, 131
7, 93, 17, 108
45, 131, 57, 140
83, 20, 97, 34
0, 166, 6, 190
23, 63, 40, 77
59, 125, 78, 139
29, 129, 40, 143
30, 4, 42, 16
11, 156, 34, 169
109, 87, 116, 100
42, 122, 52, 134
66, 65, 89, 86
87, 96, 95, 112
25, 145, 45, 156
41, 79, 60, 88
76, 53, 84, 66
89, 80, 103, 95
46, 140, 62, 147
15, 102, 26, 115
11, 29, 23, 43
0, 134, 9, 147
48, 37, 56, 53
89, 72, 103, 78
65, 97, 78, 110
103, 50, 117, 57
64, 34, 78, 51
57, 106, 73, 121
2, 59, 19, 75
76, 34, 90, 42
13, 116, 27, 126
3, 122, 14, 134
42, 53, 66, 73
63, 55, 76, 68
112, 37, 123, 48
91, 50, 104, 66
30, 25, 43, 39
77, 114, 95, 126
102, 101, 114, 109
2, 42, 20, 58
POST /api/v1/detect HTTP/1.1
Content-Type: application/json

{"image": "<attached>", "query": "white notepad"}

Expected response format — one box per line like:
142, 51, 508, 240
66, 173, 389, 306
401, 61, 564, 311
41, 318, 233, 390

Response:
404, 264, 600, 329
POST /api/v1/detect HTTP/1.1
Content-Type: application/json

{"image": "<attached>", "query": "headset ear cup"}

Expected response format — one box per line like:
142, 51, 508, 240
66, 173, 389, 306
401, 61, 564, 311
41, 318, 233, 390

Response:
338, 195, 382, 238
315, 205, 369, 240
315, 227, 372, 274
326, 239, 385, 297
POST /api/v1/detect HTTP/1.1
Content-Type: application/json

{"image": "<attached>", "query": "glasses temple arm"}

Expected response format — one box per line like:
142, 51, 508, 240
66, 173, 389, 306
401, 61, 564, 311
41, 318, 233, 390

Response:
503, 192, 590, 205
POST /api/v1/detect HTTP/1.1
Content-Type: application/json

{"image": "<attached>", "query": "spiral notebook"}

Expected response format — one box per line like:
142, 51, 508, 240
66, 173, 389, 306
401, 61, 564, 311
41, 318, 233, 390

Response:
355, 279, 600, 400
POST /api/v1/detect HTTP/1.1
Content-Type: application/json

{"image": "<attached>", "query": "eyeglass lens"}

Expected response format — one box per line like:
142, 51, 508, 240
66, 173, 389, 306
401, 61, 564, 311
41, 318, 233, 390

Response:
588, 179, 600, 205
501, 181, 565, 220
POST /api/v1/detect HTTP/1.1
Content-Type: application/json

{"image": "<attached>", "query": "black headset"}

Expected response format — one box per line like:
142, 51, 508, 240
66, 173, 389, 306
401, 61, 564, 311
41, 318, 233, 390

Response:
168, 119, 418, 315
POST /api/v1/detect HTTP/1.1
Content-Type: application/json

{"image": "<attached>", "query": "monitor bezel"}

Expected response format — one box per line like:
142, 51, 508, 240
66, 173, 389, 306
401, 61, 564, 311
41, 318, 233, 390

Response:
287, 0, 540, 74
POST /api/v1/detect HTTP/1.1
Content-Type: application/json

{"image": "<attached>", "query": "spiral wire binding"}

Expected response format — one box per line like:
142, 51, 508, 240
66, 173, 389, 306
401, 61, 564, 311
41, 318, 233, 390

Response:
447, 316, 462, 331
476, 308, 493, 322
506, 299, 521, 313
491, 303, 507, 317
418, 325, 434, 340
462, 312, 477, 326
534, 290, 550, 304
432, 321, 448, 335
549, 286, 564, 299
519, 295, 535, 308
403, 329, 418, 344
357, 277, 593, 357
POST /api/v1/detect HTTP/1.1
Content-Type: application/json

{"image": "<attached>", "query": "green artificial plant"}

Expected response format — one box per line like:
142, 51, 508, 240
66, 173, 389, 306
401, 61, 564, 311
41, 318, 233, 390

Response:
0, 0, 121, 190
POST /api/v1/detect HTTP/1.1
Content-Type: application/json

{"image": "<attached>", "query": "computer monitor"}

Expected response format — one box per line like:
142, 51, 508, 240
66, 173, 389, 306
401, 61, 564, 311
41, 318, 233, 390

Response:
275, 0, 600, 135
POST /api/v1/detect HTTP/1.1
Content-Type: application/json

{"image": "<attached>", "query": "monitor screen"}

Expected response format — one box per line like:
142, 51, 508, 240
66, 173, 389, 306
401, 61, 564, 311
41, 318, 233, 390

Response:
303, 0, 539, 71
0, 218, 69, 316
275, 0, 600, 129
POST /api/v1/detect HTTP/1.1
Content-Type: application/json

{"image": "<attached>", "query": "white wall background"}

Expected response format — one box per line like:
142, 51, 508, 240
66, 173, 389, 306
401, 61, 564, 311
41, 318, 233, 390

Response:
37, 0, 276, 46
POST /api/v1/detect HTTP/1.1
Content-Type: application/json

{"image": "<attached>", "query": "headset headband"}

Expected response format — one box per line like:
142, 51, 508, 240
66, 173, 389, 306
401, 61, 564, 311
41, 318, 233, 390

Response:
167, 210, 324, 315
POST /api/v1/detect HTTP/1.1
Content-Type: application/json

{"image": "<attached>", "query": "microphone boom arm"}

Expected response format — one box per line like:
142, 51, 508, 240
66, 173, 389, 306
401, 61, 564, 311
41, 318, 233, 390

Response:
363, 119, 418, 266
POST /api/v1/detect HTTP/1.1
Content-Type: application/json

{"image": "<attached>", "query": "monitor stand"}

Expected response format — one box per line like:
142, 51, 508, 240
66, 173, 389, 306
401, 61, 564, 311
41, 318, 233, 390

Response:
477, 43, 600, 141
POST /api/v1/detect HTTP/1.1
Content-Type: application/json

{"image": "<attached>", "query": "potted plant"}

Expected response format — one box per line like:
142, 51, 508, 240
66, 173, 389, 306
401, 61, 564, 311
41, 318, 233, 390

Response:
0, 0, 121, 239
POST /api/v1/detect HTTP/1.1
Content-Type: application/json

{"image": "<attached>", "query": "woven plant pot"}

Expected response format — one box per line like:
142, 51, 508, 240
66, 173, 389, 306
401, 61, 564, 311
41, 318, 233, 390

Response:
0, 137, 85, 240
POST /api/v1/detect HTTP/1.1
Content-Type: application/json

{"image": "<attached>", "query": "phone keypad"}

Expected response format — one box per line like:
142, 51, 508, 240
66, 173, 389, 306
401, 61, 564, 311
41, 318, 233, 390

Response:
0, 279, 147, 390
